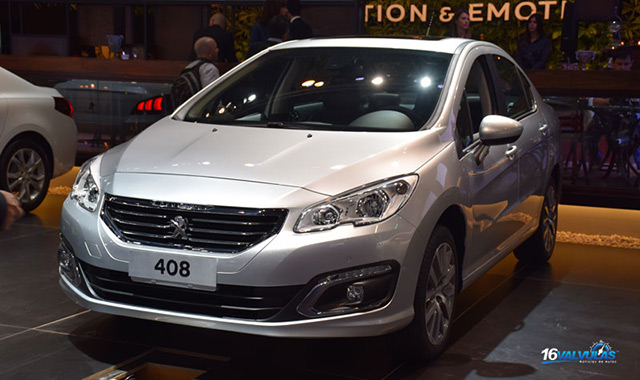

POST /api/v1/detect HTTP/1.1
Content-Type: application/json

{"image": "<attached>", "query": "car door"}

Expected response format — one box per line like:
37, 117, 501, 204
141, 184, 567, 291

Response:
490, 54, 548, 234
455, 54, 522, 275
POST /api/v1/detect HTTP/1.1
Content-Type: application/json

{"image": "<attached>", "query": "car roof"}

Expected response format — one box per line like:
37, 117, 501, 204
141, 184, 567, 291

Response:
269, 36, 478, 54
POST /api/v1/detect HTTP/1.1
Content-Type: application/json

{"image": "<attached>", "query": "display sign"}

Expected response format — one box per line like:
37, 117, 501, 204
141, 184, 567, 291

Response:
365, 1, 568, 23
28, 0, 356, 4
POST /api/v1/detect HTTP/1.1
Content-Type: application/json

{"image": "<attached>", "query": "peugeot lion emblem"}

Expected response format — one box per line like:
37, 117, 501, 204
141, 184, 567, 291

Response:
169, 216, 189, 240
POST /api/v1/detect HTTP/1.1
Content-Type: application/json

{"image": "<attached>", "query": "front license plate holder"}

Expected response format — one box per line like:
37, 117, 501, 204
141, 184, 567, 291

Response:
129, 250, 217, 292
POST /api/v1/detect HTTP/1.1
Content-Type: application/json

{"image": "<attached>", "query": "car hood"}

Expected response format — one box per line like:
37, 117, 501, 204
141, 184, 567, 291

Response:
102, 118, 447, 195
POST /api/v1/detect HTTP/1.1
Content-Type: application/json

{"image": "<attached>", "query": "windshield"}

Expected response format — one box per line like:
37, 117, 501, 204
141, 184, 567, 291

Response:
184, 47, 452, 132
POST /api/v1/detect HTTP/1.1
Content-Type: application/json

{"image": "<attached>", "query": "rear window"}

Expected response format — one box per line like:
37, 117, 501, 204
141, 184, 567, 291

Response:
184, 47, 452, 132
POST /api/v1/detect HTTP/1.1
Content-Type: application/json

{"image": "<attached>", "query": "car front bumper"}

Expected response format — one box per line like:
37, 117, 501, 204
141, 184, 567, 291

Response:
59, 194, 427, 338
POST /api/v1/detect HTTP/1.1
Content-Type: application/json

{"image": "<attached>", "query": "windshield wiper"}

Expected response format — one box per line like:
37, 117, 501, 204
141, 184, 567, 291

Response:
267, 121, 285, 128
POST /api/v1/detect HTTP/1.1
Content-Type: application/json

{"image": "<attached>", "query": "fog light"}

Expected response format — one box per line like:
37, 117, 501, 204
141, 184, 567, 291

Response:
58, 241, 82, 287
297, 262, 398, 318
346, 284, 364, 304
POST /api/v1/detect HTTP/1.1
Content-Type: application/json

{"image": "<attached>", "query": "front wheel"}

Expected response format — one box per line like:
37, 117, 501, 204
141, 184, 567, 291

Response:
514, 178, 558, 262
402, 225, 458, 361
0, 139, 51, 212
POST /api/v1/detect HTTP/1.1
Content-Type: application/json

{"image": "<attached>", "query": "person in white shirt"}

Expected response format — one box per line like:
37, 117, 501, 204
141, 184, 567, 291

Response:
187, 37, 220, 88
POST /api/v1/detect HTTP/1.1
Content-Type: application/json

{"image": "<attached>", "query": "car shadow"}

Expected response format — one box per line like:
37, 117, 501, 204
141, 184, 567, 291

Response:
390, 259, 557, 379
64, 256, 561, 379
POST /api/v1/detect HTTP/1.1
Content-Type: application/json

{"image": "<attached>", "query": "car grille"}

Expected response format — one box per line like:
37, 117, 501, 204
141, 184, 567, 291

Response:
101, 194, 288, 254
79, 260, 303, 320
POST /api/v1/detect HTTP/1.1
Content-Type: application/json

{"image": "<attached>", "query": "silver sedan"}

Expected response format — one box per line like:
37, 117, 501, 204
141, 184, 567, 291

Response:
0, 67, 77, 211
59, 37, 560, 360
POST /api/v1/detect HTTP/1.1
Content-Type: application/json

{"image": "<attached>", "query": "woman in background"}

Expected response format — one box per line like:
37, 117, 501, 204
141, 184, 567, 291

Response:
445, 9, 473, 39
515, 13, 552, 69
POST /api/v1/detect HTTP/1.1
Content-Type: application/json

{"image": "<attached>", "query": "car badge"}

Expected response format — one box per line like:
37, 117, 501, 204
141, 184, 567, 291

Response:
169, 216, 189, 240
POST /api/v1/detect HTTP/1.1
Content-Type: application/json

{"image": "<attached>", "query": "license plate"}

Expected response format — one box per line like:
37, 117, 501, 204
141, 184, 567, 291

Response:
129, 250, 217, 291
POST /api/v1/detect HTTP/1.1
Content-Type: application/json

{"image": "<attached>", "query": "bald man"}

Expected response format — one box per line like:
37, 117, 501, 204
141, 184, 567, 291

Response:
189, 13, 238, 62
189, 37, 220, 88
170, 37, 220, 110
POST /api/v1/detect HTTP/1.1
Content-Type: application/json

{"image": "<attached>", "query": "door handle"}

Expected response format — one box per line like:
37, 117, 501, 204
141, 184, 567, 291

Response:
538, 123, 549, 136
505, 145, 517, 160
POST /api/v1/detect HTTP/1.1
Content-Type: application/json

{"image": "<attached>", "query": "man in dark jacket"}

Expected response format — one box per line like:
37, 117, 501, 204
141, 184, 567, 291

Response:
286, 0, 312, 40
0, 190, 24, 231
246, 15, 289, 58
190, 13, 237, 63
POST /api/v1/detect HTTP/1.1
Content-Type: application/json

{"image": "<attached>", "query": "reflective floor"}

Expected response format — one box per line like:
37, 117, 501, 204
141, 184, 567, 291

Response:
0, 171, 638, 379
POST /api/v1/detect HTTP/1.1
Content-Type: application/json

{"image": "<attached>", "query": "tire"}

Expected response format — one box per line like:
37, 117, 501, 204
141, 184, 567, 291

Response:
0, 139, 51, 212
514, 178, 558, 262
402, 225, 458, 361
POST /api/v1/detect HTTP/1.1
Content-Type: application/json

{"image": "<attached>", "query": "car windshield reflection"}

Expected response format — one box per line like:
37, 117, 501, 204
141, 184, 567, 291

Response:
184, 48, 452, 132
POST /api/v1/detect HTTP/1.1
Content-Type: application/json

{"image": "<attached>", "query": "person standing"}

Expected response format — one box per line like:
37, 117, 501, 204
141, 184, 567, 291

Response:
0, 190, 24, 231
190, 13, 237, 63
286, 0, 312, 40
188, 37, 220, 87
246, 15, 289, 58
445, 9, 473, 39
515, 13, 552, 70
250, 0, 288, 44
170, 37, 220, 110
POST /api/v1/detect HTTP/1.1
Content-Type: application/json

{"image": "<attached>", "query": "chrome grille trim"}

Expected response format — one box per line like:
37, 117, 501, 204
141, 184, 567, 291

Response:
101, 194, 288, 253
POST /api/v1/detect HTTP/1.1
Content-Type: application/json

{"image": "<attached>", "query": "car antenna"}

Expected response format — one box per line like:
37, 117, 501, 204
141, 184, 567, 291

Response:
425, 11, 436, 36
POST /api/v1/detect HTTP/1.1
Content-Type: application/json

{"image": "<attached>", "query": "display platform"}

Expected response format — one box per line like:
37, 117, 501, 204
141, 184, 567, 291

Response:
0, 171, 638, 379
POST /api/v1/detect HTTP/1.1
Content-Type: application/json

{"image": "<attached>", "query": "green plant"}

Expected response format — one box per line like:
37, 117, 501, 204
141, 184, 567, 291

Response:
622, 0, 640, 43
233, 6, 262, 61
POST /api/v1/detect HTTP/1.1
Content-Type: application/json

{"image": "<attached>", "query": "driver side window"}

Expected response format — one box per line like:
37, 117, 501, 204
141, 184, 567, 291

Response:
492, 55, 534, 119
456, 57, 494, 156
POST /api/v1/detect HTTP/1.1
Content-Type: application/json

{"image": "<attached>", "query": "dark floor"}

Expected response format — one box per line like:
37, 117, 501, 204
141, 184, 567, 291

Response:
0, 188, 638, 379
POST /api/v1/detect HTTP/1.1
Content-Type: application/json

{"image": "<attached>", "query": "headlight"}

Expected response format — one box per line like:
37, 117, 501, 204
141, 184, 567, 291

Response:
295, 175, 418, 233
70, 157, 101, 212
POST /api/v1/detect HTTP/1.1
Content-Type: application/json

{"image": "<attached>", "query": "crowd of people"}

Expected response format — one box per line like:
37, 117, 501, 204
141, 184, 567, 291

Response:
176, 0, 312, 98
185, 4, 636, 74
444, 9, 553, 70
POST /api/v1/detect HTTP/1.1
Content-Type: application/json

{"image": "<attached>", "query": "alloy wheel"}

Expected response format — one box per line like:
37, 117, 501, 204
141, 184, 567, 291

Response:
424, 241, 456, 346
6, 147, 46, 203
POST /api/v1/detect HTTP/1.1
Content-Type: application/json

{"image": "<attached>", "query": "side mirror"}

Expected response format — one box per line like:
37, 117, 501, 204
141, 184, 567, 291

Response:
479, 115, 523, 146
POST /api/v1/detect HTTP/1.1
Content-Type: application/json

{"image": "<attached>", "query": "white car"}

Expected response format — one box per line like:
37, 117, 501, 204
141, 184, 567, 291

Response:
59, 37, 560, 360
0, 67, 77, 211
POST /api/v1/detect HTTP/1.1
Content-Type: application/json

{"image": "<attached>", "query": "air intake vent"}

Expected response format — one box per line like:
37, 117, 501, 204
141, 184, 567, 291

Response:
79, 260, 302, 320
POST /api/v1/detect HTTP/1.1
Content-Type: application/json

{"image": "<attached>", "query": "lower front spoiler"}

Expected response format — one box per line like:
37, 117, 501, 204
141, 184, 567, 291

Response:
59, 274, 414, 339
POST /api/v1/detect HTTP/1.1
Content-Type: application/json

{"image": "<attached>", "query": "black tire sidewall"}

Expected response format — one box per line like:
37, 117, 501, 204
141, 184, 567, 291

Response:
541, 178, 559, 258
405, 225, 458, 361
0, 139, 51, 212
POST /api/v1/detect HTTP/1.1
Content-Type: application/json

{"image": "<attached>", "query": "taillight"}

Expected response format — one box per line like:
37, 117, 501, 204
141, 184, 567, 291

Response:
134, 96, 164, 114
153, 97, 163, 111
54, 97, 73, 118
